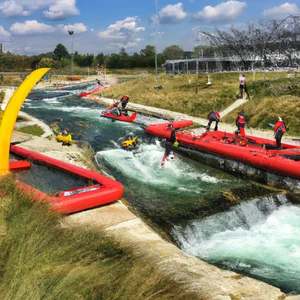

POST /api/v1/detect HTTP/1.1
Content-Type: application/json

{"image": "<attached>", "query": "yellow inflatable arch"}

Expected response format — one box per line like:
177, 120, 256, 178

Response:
0, 68, 50, 174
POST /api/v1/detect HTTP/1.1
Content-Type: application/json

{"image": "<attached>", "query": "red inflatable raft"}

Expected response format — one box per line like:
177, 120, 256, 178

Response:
101, 106, 137, 123
146, 121, 300, 180
10, 145, 123, 214
79, 84, 111, 97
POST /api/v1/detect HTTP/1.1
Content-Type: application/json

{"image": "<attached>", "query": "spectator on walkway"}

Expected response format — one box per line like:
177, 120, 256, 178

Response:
239, 74, 250, 100
206, 109, 221, 131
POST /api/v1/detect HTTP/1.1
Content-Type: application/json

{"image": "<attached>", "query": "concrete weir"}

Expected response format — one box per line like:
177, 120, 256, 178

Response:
65, 202, 285, 300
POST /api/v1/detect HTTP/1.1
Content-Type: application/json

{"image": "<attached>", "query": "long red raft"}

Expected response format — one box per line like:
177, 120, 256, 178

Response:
10, 145, 123, 214
79, 84, 111, 97
146, 121, 300, 180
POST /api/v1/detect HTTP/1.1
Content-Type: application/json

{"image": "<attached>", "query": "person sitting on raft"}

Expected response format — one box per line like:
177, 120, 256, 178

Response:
235, 109, 246, 138
110, 107, 122, 116
206, 109, 221, 131
274, 117, 288, 148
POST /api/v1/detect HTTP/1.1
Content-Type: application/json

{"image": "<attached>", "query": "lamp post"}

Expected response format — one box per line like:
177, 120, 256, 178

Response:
154, 0, 158, 83
68, 30, 74, 75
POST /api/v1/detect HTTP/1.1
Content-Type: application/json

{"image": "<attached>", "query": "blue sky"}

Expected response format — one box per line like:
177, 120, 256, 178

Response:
0, 0, 300, 55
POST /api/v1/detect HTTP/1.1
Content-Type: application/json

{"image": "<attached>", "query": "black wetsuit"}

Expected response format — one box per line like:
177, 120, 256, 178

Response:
165, 129, 177, 155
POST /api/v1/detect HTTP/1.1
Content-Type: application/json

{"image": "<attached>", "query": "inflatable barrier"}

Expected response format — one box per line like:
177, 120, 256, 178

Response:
146, 121, 300, 180
10, 145, 123, 214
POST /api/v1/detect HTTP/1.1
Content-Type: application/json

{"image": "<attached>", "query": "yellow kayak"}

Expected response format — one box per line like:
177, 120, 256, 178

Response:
120, 133, 137, 150
56, 133, 72, 145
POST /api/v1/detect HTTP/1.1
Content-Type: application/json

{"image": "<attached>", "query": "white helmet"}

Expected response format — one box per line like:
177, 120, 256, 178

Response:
168, 154, 175, 161
278, 117, 282, 121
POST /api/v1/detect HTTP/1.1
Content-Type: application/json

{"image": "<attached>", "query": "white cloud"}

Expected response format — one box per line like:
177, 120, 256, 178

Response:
107, 42, 138, 50
0, 26, 11, 40
263, 2, 300, 19
98, 16, 145, 48
18, 0, 56, 11
0, 0, 30, 17
43, 0, 79, 20
158, 3, 187, 24
58, 23, 88, 34
10, 20, 55, 35
193, 0, 246, 23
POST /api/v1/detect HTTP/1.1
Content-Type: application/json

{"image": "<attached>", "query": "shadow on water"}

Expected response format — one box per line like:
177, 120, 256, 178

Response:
20, 85, 300, 294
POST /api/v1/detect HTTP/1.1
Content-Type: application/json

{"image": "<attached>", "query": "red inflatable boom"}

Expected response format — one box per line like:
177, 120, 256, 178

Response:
10, 145, 123, 214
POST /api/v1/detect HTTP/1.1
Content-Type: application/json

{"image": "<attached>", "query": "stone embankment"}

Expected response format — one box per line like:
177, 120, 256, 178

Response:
1, 83, 295, 299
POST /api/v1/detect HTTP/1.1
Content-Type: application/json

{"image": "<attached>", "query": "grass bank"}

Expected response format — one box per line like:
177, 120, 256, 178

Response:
101, 71, 300, 136
0, 175, 200, 299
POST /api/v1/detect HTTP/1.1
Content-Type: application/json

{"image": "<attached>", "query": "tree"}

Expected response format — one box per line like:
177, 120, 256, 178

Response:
38, 57, 56, 68
140, 45, 155, 57
119, 47, 128, 57
162, 45, 184, 60
96, 53, 105, 66
53, 43, 69, 61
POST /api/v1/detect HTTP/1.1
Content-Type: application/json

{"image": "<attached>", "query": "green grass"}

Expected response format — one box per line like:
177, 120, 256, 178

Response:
0, 91, 4, 103
101, 71, 300, 136
0, 175, 201, 299
15, 125, 45, 136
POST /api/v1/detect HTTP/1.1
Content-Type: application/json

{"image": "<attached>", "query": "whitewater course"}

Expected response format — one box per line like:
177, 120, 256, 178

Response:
2, 71, 300, 299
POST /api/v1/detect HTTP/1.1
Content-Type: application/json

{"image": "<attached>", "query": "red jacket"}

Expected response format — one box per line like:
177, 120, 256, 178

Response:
274, 120, 286, 133
121, 96, 129, 102
236, 114, 245, 128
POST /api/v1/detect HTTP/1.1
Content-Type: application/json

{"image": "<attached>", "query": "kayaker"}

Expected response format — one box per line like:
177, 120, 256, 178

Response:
274, 117, 288, 148
161, 125, 178, 166
235, 110, 246, 137
161, 151, 176, 166
206, 109, 221, 131
61, 128, 69, 136
238, 74, 250, 100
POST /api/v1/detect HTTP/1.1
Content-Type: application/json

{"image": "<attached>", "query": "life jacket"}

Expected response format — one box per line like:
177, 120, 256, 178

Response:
236, 115, 245, 128
121, 96, 129, 102
274, 120, 286, 133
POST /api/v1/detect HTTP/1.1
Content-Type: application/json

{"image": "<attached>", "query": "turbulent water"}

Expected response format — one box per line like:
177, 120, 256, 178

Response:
172, 194, 300, 293
20, 84, 300, 293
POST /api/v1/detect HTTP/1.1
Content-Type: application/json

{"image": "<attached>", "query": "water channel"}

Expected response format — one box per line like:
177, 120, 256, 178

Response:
18, 84, 300, 294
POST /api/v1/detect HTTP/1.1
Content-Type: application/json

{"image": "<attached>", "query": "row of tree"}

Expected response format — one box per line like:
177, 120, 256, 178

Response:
0, 43, 189, 72
0, 15, 299, 72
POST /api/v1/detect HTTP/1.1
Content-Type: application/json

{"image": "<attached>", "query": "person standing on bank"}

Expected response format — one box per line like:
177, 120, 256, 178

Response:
239, 74, 250, 100
274, 117, 288, 148
206, 109, 221, 131
235, 109, 246, 137
120, 95, 129, 110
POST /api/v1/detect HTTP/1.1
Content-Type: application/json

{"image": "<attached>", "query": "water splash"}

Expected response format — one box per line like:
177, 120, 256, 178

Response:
172, 195, 300, 293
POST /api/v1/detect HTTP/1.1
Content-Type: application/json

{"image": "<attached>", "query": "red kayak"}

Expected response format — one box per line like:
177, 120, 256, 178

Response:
79, 84, 110, 97
146, 121, 300, 180
101, 106, 137, 123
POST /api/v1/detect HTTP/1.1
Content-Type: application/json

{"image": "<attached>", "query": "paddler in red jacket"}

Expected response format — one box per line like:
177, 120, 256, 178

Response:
235, 109, 246, 137
120, 95, 129, 109
274, 117, 288, 148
